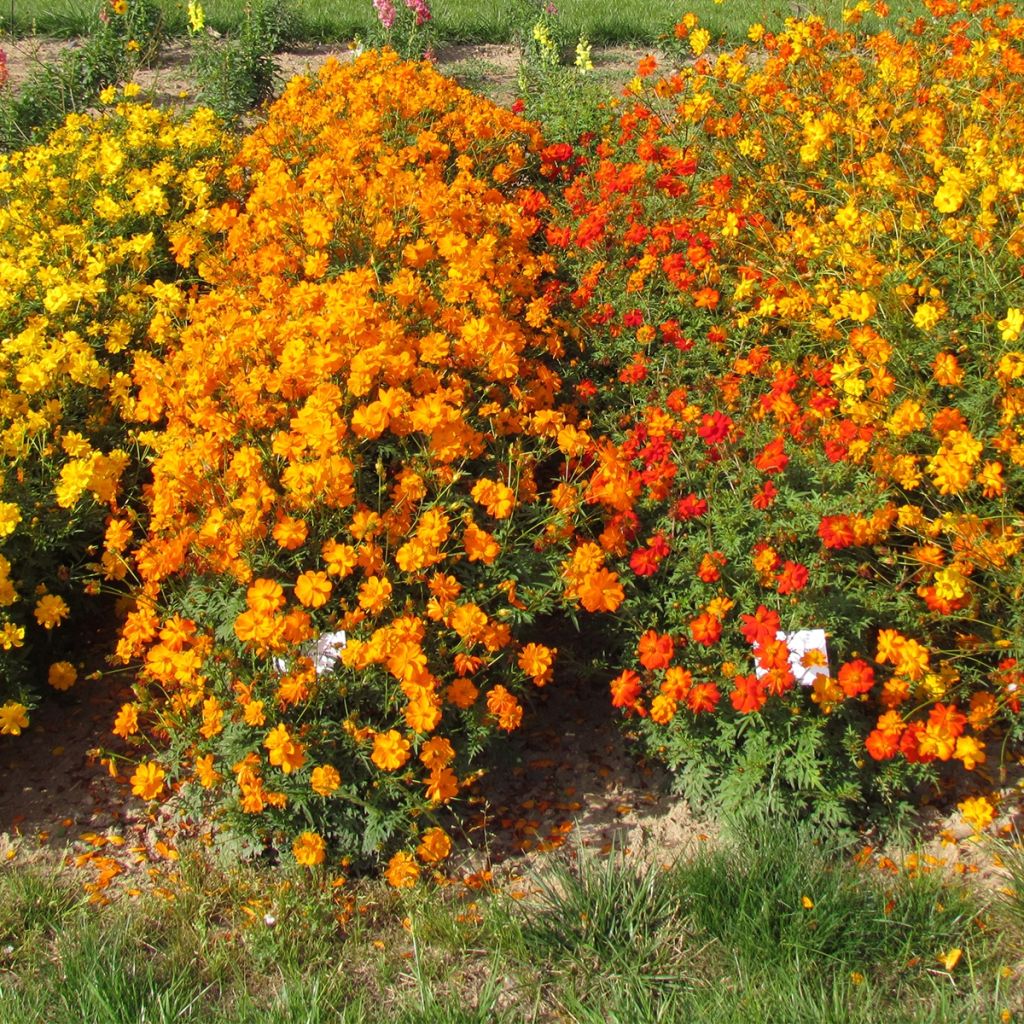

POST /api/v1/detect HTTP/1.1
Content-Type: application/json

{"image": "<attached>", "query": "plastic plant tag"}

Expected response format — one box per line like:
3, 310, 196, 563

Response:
753, 629, 829, 688
274, 630, 347, 675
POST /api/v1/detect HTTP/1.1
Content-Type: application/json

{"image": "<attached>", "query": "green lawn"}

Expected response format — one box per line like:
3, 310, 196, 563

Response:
1, 0, 921, 45
0, 821, 1019, 1023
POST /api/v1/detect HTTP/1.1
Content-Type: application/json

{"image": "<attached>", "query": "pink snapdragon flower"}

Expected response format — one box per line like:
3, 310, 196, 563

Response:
373, 0, 396, 29
403, 0, 432, 25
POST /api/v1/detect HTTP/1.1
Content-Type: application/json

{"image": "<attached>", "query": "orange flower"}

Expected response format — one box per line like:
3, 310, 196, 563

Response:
294, 570, 332, 608
689, 612, 722, 646
131, 761, 166, 801
293, 831, 326, 867
385, 851, 420, 888
371, 729, 411, 771
485, 685, 523, 731
638, 630, 674, 670
576, 568, 625, 613
417, 827, 452, 863
264, 724, 306, 774
425, 766, 459, 803
310, 764, 341, 796
273, 515, 308, 550
358, 575, 393, 614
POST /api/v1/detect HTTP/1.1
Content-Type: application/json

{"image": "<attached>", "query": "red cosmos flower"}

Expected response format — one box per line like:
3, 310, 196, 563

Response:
619, 354, 648, 384
754, 437, 788, 475
674, 494, 708, 520
740, 605, 781, 647
630, 544, 663, 576
610, 669, 643, 709
731, 673, 767, 713
899, 721, 932, 763
511, 97, 525, 114
637, 54, 658, 77
576, 380, 597, 400
623, 309, 645, 327
697, 411, 732, 445
690, 612, 722, 646
686, 682, 721, 713
755, 636, 790, 673
638, 630, 674, 670
818, 515, 856, 549
865, 728, 900, 760
776, 561, 809, 595
542, 142, 573, 162
707, 326, 728, 344
838, 659, 875, 697
752, 481, 778, 509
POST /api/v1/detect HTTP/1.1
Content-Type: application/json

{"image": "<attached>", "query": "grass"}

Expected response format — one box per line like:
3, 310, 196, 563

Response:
0, 820, 1019, 1023
0, 0, 925, 46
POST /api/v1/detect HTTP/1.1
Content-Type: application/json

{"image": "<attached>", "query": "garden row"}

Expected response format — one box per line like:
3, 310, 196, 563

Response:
1, 0, 1022, 877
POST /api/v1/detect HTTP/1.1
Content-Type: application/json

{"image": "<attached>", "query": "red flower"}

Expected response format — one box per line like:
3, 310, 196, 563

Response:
740, 605, 780, 647
697, 411, 732, 445
751, 481, 778, 509
754, 437, 788, 475
775, 561, 809, 595
730, 674, 767, 714
838, 659, 875, 697
690, 612, 722, 646
674, 494, 708, 520
818, 515, 856, 550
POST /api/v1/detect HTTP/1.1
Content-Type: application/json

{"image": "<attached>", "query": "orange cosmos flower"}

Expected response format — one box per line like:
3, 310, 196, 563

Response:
577, 568, 625, 612
273, 514, 308, 550
425, 766, 459, 803
293, 831, 326, 867
247, 578, 286, 615
637, 630, 674, 670
371, 729, 411, 771
358, 575, 393, 614
310, 764, 341, 796
463, 522, 500, 563
486, 685, 523, 731
294, 570, 332, 608
385, 851, 420, 888
518, 642, 556, 684
264, 724, 306, 774
131, 761, 166, 801
690, 612, 722, 646
445, 677, 479, 708
417, 827, 452, 863
113, 702, 139, 738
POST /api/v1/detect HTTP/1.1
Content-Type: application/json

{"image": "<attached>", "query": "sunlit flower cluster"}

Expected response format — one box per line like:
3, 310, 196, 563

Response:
0, 90, 233, 708
541, 1, 1024, 821
117, 51, 576, 872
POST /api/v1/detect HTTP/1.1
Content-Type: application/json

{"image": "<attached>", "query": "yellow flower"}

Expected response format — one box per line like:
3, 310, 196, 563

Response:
0, 702, 30, 736
998, 307, 1023, 343
0, 502, 21, 538
958, 794, 996, 832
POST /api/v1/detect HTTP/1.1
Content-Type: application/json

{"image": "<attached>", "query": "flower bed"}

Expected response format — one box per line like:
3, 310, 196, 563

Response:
542, 2, 1024, 825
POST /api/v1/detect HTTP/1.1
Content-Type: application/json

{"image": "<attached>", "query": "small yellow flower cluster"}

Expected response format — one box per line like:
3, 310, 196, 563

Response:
0, 88, 235, 708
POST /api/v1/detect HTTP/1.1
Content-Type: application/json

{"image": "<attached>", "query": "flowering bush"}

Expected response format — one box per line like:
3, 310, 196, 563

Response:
541, 3, 1024, 825
115, 51, 582, 871
0, 89, 234, 719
